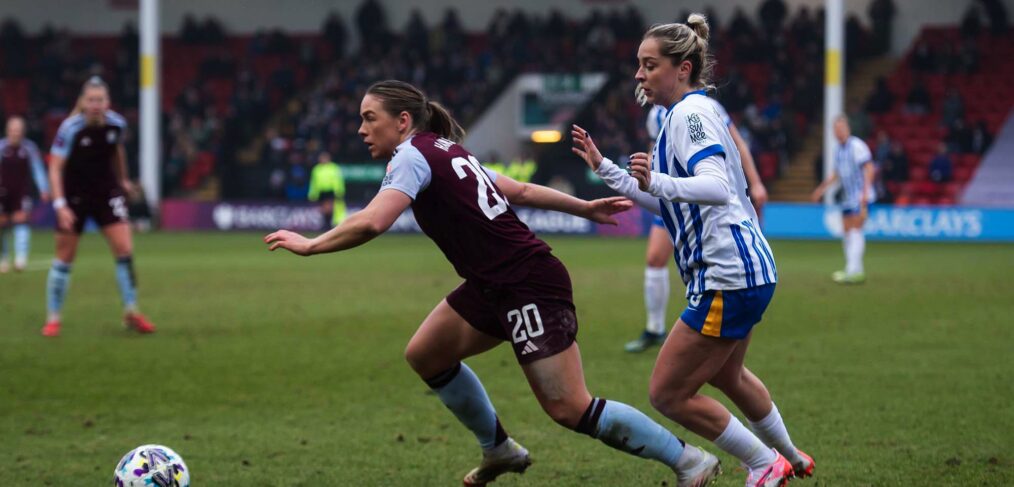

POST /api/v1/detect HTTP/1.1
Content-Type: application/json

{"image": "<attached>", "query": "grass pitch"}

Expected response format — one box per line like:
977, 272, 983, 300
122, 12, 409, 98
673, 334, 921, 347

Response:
1, 232, 1012, 486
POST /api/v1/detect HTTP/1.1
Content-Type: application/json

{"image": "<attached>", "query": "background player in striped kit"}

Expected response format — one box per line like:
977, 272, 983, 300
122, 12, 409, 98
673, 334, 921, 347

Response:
0, 116, 50, 273
574, 14, 813, 487
812, 116, 875, 284
42, 77, 156, 337
626, 88, 768, 353
265, 80, 723, 487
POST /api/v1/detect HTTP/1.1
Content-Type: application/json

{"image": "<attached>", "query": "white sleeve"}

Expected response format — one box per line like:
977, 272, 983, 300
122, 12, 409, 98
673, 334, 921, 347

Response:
670, 107, 728, 176
853, 139, 873, 165
594, 158, 662, 215
481, 166, 498, 182
50, 118, 79, 159
379, 146, 431, 200
646, 155, 730, 205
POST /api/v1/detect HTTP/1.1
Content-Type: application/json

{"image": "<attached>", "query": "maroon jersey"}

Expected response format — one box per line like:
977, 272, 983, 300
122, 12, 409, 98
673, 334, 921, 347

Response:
380, 132, 551, 284
0, 138, 47, 198
50, 111, 127, 198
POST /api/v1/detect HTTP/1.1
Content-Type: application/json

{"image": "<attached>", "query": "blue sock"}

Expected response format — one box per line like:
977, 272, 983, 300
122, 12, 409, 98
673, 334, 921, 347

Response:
13, 224, 29, 262
425, 362, 508, 450
576, 397, 685, 469
0, 226, 9, 260
47, 259, 73, 316
115, 256, 138, 310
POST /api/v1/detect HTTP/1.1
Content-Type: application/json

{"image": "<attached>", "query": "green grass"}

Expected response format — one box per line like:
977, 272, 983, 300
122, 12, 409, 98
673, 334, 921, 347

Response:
1, 232, 1012, 486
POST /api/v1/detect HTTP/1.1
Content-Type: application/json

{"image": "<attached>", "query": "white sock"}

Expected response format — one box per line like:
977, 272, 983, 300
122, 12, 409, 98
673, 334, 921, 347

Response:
713, 415, 775, 470
674, 443, 705, 472
748, 404, 803, 465
841, 232, 853, 273
644, 266, 669, 334
847, 229, 865, 275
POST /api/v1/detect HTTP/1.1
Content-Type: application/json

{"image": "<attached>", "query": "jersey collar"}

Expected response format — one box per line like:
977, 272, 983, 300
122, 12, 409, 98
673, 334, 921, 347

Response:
666, 89, 708, 115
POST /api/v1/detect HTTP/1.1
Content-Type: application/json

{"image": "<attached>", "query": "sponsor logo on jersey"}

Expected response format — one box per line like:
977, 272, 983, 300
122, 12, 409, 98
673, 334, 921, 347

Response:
686, 113, 706, 145
688, 294, 703, 309
106, 130, 117, 144
80, 136, 92, 147
520, 341, 540, 356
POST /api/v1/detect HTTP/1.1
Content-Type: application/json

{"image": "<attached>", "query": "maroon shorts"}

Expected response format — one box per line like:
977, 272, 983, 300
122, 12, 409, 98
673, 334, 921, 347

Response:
447, 253, 578, 364
62, 190, 129, 234
0, 187, 30, 215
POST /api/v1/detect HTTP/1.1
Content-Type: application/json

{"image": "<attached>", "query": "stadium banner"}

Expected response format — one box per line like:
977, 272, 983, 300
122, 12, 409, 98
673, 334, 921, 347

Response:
763, 203, 1014, 241
158, 199, 643, 236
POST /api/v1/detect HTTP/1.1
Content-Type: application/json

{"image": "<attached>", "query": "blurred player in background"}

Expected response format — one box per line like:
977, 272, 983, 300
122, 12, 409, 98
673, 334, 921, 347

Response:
626, 88, 768, 353
575, 15, 813, 487
0, 116, 50, 273
266, 80, 723, 487
42, 76, 155, 337
307, 151, 346, 228
812, 116, 874, 284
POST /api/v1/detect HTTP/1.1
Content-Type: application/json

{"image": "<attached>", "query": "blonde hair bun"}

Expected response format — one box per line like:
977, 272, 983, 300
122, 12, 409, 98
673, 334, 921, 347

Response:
687, 13, 710, 42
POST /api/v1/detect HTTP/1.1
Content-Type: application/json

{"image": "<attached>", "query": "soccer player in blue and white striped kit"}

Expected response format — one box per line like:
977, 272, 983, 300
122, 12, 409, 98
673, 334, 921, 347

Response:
574, 14, 813, 487
812, 116, 875, 284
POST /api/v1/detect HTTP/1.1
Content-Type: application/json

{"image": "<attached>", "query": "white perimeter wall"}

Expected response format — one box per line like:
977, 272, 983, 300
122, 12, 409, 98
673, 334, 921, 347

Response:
2, 0, 1011, 55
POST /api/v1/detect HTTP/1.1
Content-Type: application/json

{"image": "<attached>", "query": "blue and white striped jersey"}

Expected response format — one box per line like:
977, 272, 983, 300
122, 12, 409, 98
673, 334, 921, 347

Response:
835, 135, 874, 208
653, 91, 776, 294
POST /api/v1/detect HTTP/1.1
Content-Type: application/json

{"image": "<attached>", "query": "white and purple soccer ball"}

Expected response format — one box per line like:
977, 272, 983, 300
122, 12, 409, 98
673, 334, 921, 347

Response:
113, 444, 189, 487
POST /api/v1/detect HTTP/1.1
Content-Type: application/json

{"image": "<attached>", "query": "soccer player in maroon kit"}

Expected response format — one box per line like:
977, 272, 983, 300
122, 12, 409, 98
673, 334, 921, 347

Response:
0, 116, 50, 273
265, 80, 721, 486
42, 77, 155, 337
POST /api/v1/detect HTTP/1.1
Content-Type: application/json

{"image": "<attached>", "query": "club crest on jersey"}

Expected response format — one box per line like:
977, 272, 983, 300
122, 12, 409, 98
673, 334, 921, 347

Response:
686, 113, 706, 145
107, 130, 117, 144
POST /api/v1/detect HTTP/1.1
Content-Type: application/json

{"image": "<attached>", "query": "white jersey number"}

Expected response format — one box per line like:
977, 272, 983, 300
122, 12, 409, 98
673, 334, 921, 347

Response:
508, 304, 545, 344
451, 155, 508, 220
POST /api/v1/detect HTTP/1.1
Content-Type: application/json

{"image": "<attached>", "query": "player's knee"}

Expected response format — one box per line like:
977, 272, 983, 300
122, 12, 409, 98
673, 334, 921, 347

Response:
540, 397, 584, 429
649, 383, 688, 421
646, 254, 668, 268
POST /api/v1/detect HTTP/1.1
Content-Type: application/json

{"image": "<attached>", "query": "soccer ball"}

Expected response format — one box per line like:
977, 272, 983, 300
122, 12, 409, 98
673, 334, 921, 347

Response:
113, 444, 190, 487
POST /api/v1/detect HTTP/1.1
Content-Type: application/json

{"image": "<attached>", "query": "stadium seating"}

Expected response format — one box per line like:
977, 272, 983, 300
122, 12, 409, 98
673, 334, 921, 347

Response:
871, 27, 1012, 205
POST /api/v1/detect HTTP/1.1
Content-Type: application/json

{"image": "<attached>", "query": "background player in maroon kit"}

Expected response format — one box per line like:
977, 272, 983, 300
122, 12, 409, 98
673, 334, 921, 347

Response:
42, 77, 155, 337
265, 80, 722, 487
0, 116, 50, 273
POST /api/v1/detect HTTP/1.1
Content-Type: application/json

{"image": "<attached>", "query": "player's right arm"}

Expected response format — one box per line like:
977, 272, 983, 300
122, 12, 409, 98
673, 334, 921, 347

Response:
48, 153, 75, 231
730, 122, 767, 209
265, 189, 410, 256
494, 173, 633, 225
49, 117, 78, 231
811, 171, 839, 202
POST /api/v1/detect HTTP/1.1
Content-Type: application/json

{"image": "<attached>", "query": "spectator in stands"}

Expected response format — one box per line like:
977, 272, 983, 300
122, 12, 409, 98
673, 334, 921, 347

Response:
948, 117, 974, 153
961, 5, 983, 39
956, 39, 979, 74
868, 0, 895, 55
904, 79, 931, 115
971, 120, 993, 154
322, 12, 348, 59
910, 42, 935, 72
873, 130, 891, 165
356, 0, 390, 51
940, 88, 965, 128
929, 143, 954, 183
884, 141, 909, 183
977, 0, 1009, 36
865, 76, 893, 114
758, 0, 788, 35
847, 101, 872, 140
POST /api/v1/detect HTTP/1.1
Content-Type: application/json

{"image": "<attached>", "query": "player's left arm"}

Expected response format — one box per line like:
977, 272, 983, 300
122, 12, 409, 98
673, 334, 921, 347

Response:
861, 160, 875, 206
265, 188, 410, 256
729, 122, 767, 208
494, 173, 632, 225
112, 142, 134, 195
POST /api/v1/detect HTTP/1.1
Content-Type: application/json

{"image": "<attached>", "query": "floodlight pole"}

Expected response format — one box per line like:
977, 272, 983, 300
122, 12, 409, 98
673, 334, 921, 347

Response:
823, 0, 844, 204
140, 0, 161, 215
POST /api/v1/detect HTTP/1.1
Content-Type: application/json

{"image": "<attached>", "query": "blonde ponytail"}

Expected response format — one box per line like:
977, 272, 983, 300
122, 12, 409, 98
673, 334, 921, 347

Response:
644, 13, 715, 91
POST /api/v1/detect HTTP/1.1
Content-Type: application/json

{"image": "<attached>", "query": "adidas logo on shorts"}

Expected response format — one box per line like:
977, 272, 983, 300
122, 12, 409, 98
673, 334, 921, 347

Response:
520, 341, 540, 356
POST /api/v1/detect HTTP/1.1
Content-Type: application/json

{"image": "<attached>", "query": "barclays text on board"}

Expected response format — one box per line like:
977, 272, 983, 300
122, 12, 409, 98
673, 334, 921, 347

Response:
763, 203, 1014, 241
